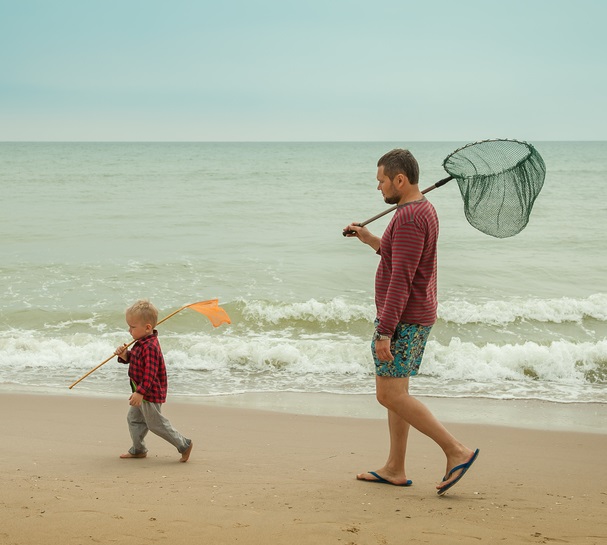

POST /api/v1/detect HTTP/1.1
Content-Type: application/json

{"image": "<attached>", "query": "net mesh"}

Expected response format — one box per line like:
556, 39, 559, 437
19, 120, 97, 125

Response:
442, 139, 546, 238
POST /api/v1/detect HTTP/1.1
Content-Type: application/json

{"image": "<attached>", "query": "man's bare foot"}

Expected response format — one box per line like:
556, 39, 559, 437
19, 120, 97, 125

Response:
119, 452, 147, 459
180, 441, 193, 463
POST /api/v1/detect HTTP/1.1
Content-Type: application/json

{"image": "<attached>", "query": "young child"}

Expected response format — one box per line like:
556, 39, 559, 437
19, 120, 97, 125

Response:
115, 300, 193, 462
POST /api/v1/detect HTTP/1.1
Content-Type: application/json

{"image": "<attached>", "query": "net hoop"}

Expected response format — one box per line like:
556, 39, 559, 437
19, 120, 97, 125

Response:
442, 138, 541, 178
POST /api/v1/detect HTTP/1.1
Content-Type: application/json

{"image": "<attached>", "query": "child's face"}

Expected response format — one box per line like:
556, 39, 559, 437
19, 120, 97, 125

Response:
126, 313, 153, 340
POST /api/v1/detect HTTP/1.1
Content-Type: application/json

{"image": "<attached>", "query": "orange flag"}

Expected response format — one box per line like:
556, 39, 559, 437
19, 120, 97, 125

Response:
185, 299, 231, 327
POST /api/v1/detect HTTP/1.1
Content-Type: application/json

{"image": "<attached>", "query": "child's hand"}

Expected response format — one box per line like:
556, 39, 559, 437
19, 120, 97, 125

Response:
115, 343, 128, 359
129, 392, 144, 407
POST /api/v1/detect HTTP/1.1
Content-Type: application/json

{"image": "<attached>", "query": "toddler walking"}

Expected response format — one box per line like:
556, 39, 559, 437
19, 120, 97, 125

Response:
115, 300, 193, 462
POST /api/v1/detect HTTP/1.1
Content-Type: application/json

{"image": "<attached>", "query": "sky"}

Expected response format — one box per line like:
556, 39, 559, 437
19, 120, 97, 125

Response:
1, 0, 605, 141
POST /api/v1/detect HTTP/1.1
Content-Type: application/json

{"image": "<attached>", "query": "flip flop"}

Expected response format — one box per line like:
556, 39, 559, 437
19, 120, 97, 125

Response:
437, 448, 480, 496
357, 471, 413, 487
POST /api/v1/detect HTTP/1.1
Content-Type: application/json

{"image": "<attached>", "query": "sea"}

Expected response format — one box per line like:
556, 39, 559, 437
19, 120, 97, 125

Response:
1, 141, 606, 422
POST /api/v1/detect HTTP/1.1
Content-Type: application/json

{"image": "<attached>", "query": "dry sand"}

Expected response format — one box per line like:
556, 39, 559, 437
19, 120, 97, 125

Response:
1, 393, 606, 545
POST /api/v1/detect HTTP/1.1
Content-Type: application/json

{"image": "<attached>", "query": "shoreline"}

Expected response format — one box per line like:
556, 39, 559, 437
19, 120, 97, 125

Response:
3, 386, 606, 434
1, 392, 606, 544
174, 391, 607, 434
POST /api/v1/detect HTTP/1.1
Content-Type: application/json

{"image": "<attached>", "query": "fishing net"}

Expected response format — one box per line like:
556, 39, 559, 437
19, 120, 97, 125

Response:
442, 139, 546, 238
343, 138, 546, 238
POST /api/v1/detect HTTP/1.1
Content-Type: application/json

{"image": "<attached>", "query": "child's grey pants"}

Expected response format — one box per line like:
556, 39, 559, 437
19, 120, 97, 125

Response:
126, 401, 190, 455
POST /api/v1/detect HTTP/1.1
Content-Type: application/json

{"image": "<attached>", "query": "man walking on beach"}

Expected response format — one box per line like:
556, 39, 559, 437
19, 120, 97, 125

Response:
344, 149, 479, 495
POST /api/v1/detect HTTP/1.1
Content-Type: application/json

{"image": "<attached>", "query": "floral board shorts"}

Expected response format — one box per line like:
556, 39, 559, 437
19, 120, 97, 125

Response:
372, 321, 433, 378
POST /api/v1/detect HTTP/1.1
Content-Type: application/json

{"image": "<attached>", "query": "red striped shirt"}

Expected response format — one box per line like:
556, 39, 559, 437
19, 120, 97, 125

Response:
375, 197, 438, 335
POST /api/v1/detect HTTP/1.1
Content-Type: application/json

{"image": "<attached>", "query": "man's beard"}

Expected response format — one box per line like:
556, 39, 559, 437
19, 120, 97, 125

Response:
384, 195, 399, 205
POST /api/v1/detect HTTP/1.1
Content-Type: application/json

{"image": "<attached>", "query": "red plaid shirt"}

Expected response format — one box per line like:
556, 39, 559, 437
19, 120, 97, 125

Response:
119, 330, 168, 403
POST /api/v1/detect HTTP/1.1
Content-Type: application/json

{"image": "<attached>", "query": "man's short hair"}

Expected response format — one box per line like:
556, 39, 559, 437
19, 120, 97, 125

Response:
126, 300, 159, 327
377, 149, 419, 185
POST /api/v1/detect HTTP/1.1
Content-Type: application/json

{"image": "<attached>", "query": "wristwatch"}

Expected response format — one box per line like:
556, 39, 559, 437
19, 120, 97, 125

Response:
373, 330, 391, 341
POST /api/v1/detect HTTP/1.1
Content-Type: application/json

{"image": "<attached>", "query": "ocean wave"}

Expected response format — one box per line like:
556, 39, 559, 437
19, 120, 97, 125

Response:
423, 337, 607, 386
232, 293, 607, 328
3, 282, 605, 332
438, 293, 607, 325
238, 297, 375, 324
1, 329, 605, 403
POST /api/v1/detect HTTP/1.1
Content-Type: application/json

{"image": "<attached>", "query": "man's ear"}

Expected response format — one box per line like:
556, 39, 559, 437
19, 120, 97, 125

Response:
395, 173, 408, 187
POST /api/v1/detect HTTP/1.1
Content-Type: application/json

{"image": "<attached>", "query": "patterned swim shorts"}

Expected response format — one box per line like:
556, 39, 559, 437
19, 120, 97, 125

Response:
372, 321, 433, 378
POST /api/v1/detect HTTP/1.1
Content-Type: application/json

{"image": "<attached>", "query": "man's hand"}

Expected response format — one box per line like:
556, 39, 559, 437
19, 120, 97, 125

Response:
343, 222, 362, 237
375, 338, 394, 362
129, 392, 144, 407
343, 224, 381, 251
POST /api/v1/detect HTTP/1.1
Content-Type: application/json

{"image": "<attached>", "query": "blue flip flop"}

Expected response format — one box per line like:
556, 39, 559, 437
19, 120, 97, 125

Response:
437, 448, 480, 496
358, 471, 413, 487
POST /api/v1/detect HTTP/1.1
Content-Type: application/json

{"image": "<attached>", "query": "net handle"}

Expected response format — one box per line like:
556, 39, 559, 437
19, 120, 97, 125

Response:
342, 175, 453, 236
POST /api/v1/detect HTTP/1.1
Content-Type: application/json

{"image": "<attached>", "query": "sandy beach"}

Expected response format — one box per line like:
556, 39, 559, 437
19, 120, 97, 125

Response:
1, 393, 606, 545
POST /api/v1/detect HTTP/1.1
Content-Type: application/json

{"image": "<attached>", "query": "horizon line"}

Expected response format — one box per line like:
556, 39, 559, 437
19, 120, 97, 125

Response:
1, 139, 605, 144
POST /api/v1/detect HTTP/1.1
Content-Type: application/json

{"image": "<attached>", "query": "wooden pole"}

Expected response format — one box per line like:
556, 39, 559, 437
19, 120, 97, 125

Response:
342, 175, 453, 235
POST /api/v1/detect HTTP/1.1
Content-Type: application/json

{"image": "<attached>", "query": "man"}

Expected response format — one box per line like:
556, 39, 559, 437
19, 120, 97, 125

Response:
344, 148, 478, 495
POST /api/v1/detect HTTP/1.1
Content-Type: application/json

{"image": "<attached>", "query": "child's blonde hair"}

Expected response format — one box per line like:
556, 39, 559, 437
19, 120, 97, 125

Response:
126, 300, 159, 327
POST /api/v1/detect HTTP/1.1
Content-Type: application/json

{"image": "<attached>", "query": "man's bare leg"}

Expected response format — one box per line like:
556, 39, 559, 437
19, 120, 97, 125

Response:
375, 376, 475, 489
357, 408, 411, 484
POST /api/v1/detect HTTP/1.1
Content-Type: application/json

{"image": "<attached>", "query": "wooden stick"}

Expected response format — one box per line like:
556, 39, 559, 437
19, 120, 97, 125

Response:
68, 305, 187, 389
343, 175, 453, 235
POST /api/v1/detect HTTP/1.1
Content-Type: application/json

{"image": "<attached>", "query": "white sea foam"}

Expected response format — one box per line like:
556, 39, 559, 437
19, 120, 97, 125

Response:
424, 337, 607, 384
439, 293, 607, 325
1, 328, 605, 403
